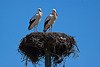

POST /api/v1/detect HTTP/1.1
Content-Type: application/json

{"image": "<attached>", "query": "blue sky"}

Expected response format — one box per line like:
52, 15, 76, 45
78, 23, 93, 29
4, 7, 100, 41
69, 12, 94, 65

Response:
0, 0, 100, 67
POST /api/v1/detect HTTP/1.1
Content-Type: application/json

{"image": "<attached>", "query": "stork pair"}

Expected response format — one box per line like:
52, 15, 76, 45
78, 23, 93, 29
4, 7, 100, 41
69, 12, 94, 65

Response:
28, 8, 58, 32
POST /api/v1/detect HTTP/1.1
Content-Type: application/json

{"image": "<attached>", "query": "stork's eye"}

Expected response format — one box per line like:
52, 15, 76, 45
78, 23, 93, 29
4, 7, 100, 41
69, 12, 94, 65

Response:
53, 10, 55, 12
39, 9, 41, 12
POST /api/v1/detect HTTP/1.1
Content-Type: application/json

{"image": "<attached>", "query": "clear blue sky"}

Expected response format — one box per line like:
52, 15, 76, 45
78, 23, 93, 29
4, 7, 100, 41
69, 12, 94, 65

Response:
0, 0, 100, 67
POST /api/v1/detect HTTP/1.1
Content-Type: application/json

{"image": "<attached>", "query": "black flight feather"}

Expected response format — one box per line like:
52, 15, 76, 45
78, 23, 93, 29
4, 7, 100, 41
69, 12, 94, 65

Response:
29, 19, 36, 25
44, 19, 50, 28
28, 19, 36, 30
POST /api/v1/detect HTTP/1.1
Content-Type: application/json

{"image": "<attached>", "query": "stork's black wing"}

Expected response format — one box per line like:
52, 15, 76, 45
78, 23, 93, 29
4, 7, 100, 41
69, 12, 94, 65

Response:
29, 19, 36, 25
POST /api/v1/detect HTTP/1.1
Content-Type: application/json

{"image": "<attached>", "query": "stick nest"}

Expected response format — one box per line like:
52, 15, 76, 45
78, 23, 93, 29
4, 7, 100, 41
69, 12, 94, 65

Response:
18, 32, 79, 64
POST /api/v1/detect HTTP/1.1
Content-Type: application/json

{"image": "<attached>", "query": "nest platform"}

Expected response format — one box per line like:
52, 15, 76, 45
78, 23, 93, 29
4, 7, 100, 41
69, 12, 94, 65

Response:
18, 32, 79, 64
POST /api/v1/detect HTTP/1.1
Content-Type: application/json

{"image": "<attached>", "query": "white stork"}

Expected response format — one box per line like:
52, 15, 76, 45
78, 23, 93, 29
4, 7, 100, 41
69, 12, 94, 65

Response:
28, 8, 43, 32
43, 9, 58, 32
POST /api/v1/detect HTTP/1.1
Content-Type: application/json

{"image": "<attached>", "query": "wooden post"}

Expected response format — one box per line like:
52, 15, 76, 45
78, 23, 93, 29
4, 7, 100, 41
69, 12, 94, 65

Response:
45, 38, 52, 67
45, 48, 51, 67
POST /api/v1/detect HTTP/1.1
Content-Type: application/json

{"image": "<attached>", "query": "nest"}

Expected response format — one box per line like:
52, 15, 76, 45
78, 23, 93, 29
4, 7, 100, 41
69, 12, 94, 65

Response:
18, 32, 79, 65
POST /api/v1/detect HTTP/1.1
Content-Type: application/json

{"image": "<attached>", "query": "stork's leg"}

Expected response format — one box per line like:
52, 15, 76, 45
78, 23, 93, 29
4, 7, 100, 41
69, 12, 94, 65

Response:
34, 27, 35, 32
51, 26, 52, 32
34, 26, 35, 32
49, 27, 50, 32
36, 25, 38, 32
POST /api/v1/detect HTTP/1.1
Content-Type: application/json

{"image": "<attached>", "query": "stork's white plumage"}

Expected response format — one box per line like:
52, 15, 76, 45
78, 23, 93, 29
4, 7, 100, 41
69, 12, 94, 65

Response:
43, 9, 58, 32
28, 8, 43, 32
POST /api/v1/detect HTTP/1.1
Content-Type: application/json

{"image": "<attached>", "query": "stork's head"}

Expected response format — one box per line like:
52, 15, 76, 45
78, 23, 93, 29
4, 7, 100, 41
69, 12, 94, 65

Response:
52, 9, 56, 13
38, 8, 42, 12
52, 9, 58, 17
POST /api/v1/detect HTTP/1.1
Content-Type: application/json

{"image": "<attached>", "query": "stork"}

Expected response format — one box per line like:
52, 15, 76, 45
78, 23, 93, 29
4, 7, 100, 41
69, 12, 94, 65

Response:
43, 9, 58, 32
28, 8, 43, 32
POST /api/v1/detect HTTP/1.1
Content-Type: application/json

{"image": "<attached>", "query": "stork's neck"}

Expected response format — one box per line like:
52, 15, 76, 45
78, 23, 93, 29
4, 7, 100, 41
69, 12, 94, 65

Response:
38, 11, 43, 17
52, 13, 57, 19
